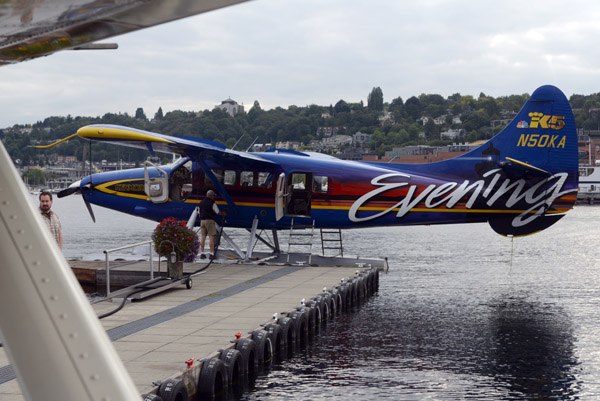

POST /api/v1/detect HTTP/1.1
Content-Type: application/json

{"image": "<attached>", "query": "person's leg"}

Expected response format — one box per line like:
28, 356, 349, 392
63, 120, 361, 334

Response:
209, 235, 215, 255
199, 221, 208, 258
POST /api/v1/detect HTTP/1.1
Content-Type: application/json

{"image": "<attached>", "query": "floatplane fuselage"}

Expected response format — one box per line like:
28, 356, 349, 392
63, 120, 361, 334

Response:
49, 85, 578, 237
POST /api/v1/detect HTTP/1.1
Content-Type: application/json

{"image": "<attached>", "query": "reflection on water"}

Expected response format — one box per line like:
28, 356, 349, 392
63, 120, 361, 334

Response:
241, 294, 582, 400
51, 194, 600, 400
486, 297, 580, 399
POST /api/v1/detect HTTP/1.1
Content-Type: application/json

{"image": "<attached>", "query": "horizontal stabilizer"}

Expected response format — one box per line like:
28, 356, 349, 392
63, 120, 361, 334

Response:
489, 213, 565, 237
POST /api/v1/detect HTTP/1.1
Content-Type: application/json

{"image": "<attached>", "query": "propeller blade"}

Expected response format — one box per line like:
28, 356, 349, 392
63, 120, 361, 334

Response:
57, 180, 81, 198
57, 187, 79, 198
84, 198, 96, 223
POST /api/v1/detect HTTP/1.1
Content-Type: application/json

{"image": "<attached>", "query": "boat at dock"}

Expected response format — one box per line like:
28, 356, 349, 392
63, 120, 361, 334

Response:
578, 166, 600, 204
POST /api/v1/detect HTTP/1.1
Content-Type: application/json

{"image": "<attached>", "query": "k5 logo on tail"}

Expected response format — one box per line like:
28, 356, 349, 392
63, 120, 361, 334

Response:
516, 112, 567, 148
517, 113, 565, 130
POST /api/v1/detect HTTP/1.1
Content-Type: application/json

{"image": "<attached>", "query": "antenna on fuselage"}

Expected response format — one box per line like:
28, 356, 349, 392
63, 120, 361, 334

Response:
245, 136, 258, 152
231, 134, 245, 150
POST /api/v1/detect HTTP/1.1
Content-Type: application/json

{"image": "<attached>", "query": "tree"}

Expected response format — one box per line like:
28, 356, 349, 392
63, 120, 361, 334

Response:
404, 96, 422, 120
367, 87, 384, 111
23, 168, 46, 186
154, 107, 164, 120
135, 107, 147, 121
334, 100, 350, 113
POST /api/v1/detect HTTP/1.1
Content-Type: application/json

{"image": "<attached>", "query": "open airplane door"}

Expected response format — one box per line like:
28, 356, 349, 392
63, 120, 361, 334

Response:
276, 172, 285, 221
144, 161, 169, 203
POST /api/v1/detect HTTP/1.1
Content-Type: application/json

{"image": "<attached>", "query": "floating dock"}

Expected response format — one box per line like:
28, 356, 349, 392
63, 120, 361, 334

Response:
0, 256, 385, 400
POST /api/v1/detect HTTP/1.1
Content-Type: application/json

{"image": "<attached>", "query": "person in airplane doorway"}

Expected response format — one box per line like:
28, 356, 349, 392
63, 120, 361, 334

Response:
199, 190, 226, 259
39, 190, 62, 250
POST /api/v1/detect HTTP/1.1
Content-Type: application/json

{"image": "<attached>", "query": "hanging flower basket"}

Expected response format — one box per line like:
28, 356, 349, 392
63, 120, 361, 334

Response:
152, 217, 199, 263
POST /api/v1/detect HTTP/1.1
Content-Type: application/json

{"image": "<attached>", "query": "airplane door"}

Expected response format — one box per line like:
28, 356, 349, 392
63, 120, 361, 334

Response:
144, 161, 169, 203
286, 172, 312, 217
275, 172, 285, 221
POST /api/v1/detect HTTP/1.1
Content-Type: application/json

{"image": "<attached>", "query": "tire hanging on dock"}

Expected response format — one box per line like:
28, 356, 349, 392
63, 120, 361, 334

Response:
277, 316, 296, 357
157, 378, 189, 401
235, 337, 258, 382
219, 348, 244, 394
197, 358, 228, 400
288, 310, 308, 349
252, 329, 273, 369
308, 299, 323, 330
265, 323, 284, 360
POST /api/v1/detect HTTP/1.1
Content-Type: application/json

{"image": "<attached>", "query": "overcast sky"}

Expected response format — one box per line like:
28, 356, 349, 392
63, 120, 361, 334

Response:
1, 0, 600, 128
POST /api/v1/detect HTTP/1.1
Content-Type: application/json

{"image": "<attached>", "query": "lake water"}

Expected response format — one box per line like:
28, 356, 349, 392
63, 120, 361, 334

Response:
47, 194, 600, 400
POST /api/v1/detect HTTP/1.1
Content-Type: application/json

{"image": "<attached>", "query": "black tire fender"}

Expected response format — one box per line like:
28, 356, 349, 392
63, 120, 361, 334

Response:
235, 337, 258, 381
277, 316, 295, 357
329, 288, 341, 315
348, 280, 358, 308
320, 292, 332, 321
158, 378, 188, 401
197, 358, 228, 400
252, 329, 273, 368
309, 298, 323, 327
288, 310, 308, 348
219, 348, 243, 392
264, 323, 284, 360
299, 306, 316, 337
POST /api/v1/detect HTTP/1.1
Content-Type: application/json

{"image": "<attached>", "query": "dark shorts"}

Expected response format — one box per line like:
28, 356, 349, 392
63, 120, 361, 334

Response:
200, 219, 217, 236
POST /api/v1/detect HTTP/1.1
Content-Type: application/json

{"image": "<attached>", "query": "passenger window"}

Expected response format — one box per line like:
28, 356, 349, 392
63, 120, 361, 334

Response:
258, 172, 272, 188
224, 170, 236, 186
241, 171, 254, 187
313, 176, 328, 193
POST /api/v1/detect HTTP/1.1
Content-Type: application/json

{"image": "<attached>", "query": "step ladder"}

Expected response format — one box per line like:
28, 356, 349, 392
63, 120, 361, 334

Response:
320, 228, 343, 257
287, 218, 315, 264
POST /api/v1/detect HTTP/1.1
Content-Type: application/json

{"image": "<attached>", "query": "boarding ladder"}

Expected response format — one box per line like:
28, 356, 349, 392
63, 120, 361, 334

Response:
286, 218, 315, 264
320, 228, 344, 257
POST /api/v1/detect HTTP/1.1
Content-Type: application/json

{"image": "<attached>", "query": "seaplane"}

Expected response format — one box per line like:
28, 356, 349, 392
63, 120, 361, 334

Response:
40, 84, 578, 245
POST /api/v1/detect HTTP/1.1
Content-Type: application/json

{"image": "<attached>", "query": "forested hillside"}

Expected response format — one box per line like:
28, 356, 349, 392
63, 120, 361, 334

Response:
2, 87, 600, 166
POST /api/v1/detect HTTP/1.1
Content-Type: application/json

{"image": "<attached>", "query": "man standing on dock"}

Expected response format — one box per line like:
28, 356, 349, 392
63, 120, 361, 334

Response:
199, 190, 225, 259
39, 191, 62, 250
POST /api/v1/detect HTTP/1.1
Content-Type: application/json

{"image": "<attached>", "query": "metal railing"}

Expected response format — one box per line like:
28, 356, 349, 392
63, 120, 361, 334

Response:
103, 240, 155, 296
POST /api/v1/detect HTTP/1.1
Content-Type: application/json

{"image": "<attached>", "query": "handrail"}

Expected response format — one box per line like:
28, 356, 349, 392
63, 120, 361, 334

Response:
103, 240, 154, 254
103, 240, 155, 296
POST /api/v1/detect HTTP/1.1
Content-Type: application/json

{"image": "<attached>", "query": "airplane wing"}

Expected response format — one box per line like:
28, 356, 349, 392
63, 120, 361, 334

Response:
37, 123, 276, 167
35, 124, 277, 215
0, 0, 250, 65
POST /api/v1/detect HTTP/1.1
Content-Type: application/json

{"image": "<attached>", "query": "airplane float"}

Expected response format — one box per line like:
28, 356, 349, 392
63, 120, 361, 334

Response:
39, 84, 578, 244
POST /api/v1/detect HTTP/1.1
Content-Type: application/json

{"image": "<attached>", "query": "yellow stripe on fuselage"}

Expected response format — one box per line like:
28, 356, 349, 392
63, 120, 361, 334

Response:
95, 179, 149, 200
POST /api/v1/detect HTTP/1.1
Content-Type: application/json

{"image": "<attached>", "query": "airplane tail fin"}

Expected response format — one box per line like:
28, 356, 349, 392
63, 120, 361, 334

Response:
412, 85, 578, 236
467, 85, 578, 236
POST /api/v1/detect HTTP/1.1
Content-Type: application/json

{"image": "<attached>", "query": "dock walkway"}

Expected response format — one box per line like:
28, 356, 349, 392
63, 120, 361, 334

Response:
0, 258, 381, 400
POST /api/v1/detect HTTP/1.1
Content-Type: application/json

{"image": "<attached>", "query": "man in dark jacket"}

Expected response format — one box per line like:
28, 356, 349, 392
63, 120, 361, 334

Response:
199, 190, 225, 259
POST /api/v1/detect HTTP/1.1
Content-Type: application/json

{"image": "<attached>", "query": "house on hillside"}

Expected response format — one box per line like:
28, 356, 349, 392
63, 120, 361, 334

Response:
215, 98, 244, 117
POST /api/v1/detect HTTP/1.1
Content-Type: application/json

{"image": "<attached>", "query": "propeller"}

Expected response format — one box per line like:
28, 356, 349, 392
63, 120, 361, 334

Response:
57, 180, 96, 222
57, 180, 81, 198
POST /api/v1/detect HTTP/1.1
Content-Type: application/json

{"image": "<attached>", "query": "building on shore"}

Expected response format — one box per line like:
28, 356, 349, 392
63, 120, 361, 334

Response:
214, 98, 244, 117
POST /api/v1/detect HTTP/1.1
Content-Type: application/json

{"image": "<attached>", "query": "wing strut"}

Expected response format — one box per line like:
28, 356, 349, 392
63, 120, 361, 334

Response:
196, 159, 237, 214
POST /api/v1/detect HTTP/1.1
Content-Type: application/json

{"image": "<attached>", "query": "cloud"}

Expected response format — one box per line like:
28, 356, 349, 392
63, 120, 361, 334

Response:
1, 0, 600, 127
